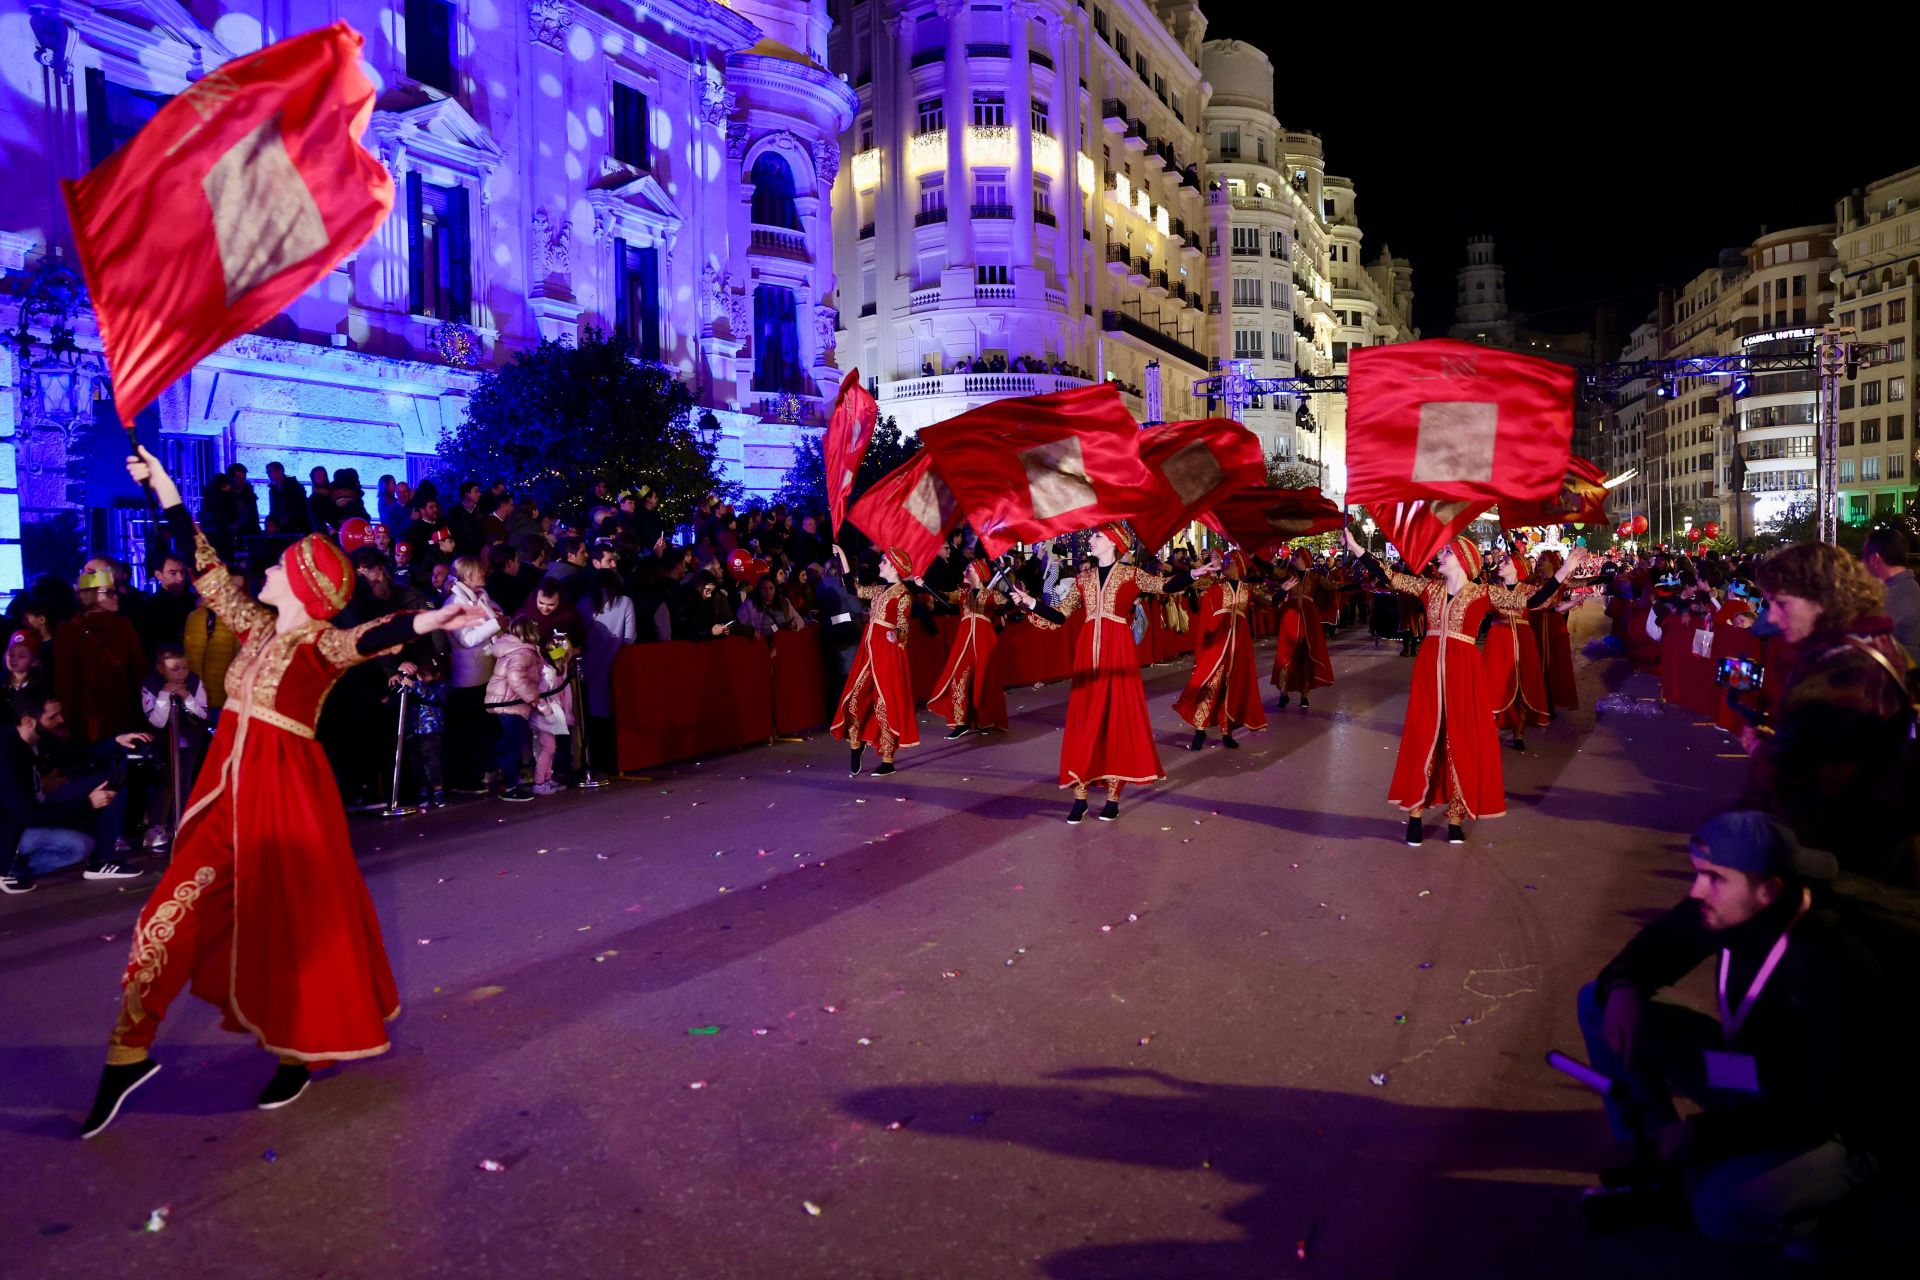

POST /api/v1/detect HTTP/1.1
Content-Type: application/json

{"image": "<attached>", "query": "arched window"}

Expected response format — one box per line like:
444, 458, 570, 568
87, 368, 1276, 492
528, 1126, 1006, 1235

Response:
750, 153, 801, 230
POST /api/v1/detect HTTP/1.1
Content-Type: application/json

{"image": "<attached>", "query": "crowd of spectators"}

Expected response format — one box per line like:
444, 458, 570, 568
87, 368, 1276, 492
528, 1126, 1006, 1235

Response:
917, 354, 1092, 380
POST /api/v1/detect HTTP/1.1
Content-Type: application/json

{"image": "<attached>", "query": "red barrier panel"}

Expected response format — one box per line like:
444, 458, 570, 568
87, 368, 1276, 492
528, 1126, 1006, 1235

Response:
1710, 627, 1789, 733
612, 636, 774, 772
997, 617, 1075, 686
909, 616, 959, 701
1659, 622, 1719, 716
770, 625, 831, 736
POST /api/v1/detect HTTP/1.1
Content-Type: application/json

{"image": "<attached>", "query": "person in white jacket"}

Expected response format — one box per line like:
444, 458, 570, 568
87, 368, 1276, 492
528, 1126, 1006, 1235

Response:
580, 569, 635, 774
445, 555, 505, 791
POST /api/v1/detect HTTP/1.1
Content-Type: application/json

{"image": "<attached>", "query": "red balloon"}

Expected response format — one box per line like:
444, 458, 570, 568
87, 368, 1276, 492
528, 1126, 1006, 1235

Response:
337, 517, 373, 551
727, 548, 754, 580
1703, 521, 1721, 539
1687, 527, 1702, 542
1630, 515, 1649, 535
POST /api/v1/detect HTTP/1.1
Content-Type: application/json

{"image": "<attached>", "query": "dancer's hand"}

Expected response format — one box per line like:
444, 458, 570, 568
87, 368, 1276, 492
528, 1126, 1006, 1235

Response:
1010, 586, 1036, 609
414, 599, 491, 634
1342, 525, 1364, 557
125, 446, 182, 508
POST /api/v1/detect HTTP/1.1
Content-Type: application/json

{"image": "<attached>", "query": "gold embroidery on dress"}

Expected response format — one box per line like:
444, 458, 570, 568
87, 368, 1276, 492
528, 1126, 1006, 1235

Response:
193, 531, 274, 638
115, 864, 219, 1030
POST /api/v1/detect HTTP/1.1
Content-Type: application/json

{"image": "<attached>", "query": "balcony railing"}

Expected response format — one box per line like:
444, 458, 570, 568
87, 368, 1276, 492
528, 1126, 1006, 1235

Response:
1105, 241, 1129, 264
1130, 256, 1151, 279
1231, 243, 1260, 257
859, 302, 877, 317
972, 203, 1014, 220
967, 42, 1010, 58
1101, 99, 1126, 126
976, 283, 1015, 301
914, 207, 948, 226
1101, 309, 1209, 369
1034, 208, 1057, 227
909, 286, 941, 310
1029, 49, 1053, 69
859, 223, 875, 240
1150, 270, 1169, 291
1270, 246, 1286, 259
910, 48, 942, 68
878, 372, 1092, 404
749, 225, 808, 259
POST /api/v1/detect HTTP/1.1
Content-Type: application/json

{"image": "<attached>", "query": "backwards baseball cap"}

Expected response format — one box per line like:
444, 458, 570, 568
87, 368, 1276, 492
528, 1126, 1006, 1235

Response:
1690, 811, 1836, 882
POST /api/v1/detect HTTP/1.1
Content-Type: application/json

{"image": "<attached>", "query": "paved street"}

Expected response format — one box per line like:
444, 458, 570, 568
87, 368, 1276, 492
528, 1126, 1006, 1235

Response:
0, 613, 1791, 1279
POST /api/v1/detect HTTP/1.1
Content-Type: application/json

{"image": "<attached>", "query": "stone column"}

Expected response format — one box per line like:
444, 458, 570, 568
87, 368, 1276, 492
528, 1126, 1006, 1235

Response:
940, 0, 973, 272
1009, 2, 1036, 301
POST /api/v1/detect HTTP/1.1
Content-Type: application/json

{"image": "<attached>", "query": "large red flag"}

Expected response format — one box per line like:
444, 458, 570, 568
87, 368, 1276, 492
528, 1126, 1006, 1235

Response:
1131, 418, 1267, 550
1372, 498, 1491, 572
847, 449, 957, 574
1199, 486, 1343, 557
1498, 455, 1610, 530
1344, 339, 1575, 508
823, 368, 878, 535
62, 22, 393, 427
915, 382, 1155, 556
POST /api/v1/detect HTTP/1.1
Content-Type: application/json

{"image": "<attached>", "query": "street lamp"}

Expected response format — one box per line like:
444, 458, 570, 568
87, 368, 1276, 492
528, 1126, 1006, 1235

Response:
1362, 516, 1377, 553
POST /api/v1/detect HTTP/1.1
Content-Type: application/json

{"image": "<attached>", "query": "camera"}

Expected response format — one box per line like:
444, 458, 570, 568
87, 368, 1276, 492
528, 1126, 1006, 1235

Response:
1715, 656, 1763, 692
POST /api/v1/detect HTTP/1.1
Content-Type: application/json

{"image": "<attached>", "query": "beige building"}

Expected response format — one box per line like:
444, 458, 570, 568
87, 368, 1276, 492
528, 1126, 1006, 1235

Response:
1727, 226, 1833, 538
1831, 166, 1920, 527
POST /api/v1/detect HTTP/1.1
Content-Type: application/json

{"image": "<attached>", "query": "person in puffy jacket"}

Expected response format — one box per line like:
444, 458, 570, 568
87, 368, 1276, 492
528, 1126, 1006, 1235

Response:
485, 618, 544, 802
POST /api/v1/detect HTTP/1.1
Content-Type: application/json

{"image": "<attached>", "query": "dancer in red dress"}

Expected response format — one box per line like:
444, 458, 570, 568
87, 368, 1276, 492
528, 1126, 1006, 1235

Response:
1271, 547, 1335, 709
830, 544, 922, 776
1173, 550, 1268, 750
1345, 526, 1587, 846
82, 449, 489, 1137
1483, 551, 1550, 751
1527, 549, 1582, 715
1009, 525, 1210, 823
928, 558, 1009, 738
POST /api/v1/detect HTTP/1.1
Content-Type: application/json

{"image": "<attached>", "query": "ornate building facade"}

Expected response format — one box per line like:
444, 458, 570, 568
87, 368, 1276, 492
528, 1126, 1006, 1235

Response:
0, 0, 855, 595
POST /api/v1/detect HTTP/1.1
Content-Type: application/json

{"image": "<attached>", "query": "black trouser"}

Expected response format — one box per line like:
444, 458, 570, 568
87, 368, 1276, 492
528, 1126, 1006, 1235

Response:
445, 685, 495, 788
406, 732, 444, 798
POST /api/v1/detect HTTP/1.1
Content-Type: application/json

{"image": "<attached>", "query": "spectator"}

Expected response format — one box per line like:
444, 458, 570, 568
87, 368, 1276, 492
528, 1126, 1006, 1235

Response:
445, 555, 505, 792
514, 580, 587, 650
789, 514, 826, 572
328, 468, 372, 527
391, 539, 421, 591
4, 631, 45, 696
504, 495, 541, 545
200, 473, 241, 561
547, 536, 589, 584
674, 571, 739, 640
737, 574, 804, 638
485, 618, 545, 802
400, 497, 446, 563
629, 487, 665, 550
447, 481, 485, 555
307, 466, 335, 534
265, 461, 310, 535
427, 560, 454, 601
181, 590, 238, 718
396, 653, 448, 808
1743, 541, 1915, 885
54, 568, 146, 744
811, 558, 862, 691
1861, 525, 1920, 658
482, 493, 515, 547
138, 552, 196, 656
0, 690, 136, 893
629, 559, 677, 644
487, 543, 531, 615
379, 477, 413, 535
580, 569, 635, 771
1575, 813, 1900, 1251
138, 642, 211, 847
228, 462, 260, 542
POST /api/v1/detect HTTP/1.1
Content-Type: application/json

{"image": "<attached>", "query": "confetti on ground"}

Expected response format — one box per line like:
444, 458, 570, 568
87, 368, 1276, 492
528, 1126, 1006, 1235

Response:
262, 1150, 276, 1163
101, 934, 117, 942
593, 951, 619, 962
687, 1026, 720, 1036
1418, 962, 1433, 969
1137, 1034, 1154, 1046
802, 1201, 823, 1217
416, 938, 432, 945
477, 1160, 506, 1173
752, 1028, 770, 1036
941, 970, 960, 979
1417, 889, 1431, 898
822, 1004, 840, 1013
465, 986, 505, 1002
595, 853, 610, 861
1369, 1073, 1388, 1087
885, 1117, 913, 1131
856, 1037, 873, 1046
688, 1080, 709, 1090
1393, 1014, 1407, 1024
143, 1207, 170, 1232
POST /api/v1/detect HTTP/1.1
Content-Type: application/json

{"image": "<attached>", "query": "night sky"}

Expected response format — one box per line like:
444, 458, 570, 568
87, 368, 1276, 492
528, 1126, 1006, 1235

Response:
1196, 16, 1917, 344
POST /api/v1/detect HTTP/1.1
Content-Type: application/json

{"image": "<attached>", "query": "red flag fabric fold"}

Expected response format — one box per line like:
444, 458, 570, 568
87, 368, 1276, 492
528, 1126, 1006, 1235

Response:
1345, 339, 1575, 508
1199, 486, 1343, 558
847, 449, 957, 572
1497, 455, 1610, 530
823, 368, 878, 535
62, 22, 393, 427
1372, 498, 1491, 572
1131, 418, 1268, 550
915, 382, 1154, 557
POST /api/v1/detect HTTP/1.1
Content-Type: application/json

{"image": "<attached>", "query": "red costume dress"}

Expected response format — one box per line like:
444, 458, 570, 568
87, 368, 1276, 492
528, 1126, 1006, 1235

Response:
107, 514, 412, 1067
1368, 552, 1548, 823
1529, 586, 1581, 711
1174, 575, 1269, 734
928, 567, 1008, 732
830, 580, 921, 761
1484, 602, 1550, 736
1272, 573, 1335, 696
1028, 561, 1181, 797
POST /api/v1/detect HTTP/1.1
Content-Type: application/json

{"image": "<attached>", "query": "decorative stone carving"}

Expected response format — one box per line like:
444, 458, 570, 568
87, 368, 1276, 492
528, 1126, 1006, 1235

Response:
532, 206, 571, 277
530, 0, 573, 50
814, 306, 839, 355
700, 80, 736, 127
704, 265, 747, 334
30, 12, 74, 85
811, 139, 840, 188
934, 0, 967, 18
726, 121, 750, 160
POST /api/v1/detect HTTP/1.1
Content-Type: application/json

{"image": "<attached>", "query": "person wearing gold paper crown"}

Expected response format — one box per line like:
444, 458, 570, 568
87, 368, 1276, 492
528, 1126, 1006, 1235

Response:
81, 448, 490, 1139
928, 558, 1010, 738
1172, 549, 1268, 751
830, 543, 922, 776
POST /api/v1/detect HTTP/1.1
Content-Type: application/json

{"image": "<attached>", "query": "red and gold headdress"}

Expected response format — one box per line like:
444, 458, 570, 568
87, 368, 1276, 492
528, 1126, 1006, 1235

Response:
883, 546, 916, 579
1447, 535, 1483, 581
282, 534, 354, 620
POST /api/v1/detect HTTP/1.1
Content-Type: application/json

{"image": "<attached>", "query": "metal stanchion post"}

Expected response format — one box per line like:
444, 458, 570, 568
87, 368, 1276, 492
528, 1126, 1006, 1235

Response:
160, 695, 185, 860
569, 657, 608, 789
381, 683, 421, 817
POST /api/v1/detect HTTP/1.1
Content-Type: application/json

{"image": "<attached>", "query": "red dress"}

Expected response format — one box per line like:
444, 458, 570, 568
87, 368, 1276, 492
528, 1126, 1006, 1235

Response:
1529, 587, 1580, 710
1174, 579, 1269, 733
1381, 569, 1540, 820
1484, 606, 1550, 733
109, 525, 404, 1064
928, 587, 1009, 731
1271, 575, 1335, 695
831, 582, 921, 756
1029, 563, 1168, 793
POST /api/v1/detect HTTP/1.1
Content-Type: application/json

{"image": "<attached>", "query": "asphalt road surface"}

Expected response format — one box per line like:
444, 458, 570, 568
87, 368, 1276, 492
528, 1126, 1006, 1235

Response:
2, 611, 1797, 1279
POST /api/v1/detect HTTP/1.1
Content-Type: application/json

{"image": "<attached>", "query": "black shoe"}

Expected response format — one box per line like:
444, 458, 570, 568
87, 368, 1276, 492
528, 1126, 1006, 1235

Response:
1066, 799, 1088, 824
0, 873, 36, 894
849, 747, 864, 777
499, 786, 535, 803
82, 862, 146, 881
1221, 734, 1239, 749
1299, 695, 1310, 709
80, 1058, 161, 1139
257, 1063, 310, 1110
1405, 816, 1423, 847
1276, 694, 1291, 709
1097, 801, 1120, 822
873, 761, 896, 776
1511, 737, 1526, 752
1447, 824, 1466, 845
1187, 729, 1206, 752
946, 725, 969, 740
429, 790, 448, 809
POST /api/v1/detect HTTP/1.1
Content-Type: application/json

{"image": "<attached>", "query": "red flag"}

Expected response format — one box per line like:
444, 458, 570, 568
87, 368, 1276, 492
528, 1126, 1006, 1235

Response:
1345, 339, 1575, 508
1372, 498, 1491, 572
823, 368, 878, 535
62, 23, 393, 427
1131, 418, 1268, 550
847, 449, 957, 573
1199, 486, 1343, 558
915, 382, 1155, 556
1498, 455, 1610, 530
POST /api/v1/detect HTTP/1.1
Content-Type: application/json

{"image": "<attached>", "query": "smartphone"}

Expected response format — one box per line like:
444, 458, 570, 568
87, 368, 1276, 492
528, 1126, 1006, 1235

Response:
1715, 656, 1764, 692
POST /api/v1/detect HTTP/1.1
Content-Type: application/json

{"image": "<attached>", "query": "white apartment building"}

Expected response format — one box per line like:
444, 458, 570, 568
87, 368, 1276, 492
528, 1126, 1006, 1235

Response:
1728, 225, 1832, 537
1832, 166, 1920, 527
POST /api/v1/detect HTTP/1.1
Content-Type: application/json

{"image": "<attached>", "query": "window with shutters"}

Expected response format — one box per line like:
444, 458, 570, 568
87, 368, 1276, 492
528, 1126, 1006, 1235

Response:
917, 98, 945, 135
614, 240, 661, 361
407, 175, 471, 322
612, 82, 650, 170
405, 0, 456, 94
84, 71, 171, 169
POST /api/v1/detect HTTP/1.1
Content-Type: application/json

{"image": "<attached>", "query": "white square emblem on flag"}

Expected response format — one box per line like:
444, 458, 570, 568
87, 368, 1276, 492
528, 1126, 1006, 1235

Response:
202, 112, 329, 306
1411, 401, 1499, 484
1020, 436, 1098, 520
1160, 441, 1225, 505
905, 467, 956, 533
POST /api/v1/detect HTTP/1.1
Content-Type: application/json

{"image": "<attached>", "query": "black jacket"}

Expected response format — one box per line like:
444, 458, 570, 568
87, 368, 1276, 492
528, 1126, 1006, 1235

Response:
0, 730, 91, 866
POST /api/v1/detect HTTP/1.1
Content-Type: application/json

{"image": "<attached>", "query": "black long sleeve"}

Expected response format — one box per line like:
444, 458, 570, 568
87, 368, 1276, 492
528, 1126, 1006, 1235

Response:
355, 615, 420, 655
1354, 552, 1389, 587
1525, 580, 1561, 609
163, 503, 197, 559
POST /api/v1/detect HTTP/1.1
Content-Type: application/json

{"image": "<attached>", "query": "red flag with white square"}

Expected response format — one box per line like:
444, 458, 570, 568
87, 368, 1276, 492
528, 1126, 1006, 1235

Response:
915, 382, 1155, 557
1344, 339, 1575, 508
1199, 486, 1344, 558
847, 449, 958, 573
61, 22, 393, 428
1131, 418, 1267, 550
1373, 498, 1491, 572
1498, 455, 1611, 530
823, 368, 878, 536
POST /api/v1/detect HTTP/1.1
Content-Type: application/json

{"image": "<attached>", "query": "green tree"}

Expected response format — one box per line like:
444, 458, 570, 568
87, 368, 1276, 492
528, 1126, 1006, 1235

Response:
774, 414, 920, 528
437, 328, 729, 519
